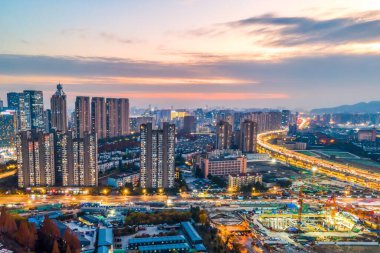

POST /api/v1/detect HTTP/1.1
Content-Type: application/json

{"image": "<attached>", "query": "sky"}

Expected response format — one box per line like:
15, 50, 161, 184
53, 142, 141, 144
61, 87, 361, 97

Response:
1, 0, 380, 111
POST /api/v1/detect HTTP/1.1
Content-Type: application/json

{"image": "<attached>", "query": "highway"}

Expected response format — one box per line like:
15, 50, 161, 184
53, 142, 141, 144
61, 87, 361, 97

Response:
256, 130, 380, 191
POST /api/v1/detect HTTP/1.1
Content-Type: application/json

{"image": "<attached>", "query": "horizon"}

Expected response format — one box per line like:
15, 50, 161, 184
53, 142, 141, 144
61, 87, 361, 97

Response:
1, 0, 380, 110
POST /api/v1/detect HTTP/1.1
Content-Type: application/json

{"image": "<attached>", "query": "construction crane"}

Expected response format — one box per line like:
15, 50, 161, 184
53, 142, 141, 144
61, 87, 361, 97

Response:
325, 194, 337, 230
198, 186, 211, 198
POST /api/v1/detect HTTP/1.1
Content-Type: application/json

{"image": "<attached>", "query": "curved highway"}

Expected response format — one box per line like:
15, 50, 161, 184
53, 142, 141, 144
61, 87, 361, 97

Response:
257, 130, 380, 191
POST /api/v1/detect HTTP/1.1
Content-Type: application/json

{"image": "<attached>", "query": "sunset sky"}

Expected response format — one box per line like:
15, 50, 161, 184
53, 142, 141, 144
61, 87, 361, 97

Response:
1, 0, 380, 110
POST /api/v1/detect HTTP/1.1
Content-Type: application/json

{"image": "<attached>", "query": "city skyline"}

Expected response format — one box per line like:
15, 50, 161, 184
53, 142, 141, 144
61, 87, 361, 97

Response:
1, 0, 380, 110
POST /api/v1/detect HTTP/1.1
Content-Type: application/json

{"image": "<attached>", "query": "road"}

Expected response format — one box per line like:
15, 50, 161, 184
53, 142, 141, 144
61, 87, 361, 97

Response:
257, 130, 380, 191
0, 169, 17, 179
0, 194, 169, 207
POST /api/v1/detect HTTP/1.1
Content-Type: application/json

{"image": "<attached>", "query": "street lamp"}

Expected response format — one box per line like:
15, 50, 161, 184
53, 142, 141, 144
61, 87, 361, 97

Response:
312, 166, 318, 183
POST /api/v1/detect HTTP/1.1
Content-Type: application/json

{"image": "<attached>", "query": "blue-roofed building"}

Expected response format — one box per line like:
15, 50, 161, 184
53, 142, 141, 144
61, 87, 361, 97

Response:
138, 243, 190, 253
80, 215, 102, 225
181, 222, 203, 245
97, 228, 113, 252
27, 211, 62, 227
128, 235, 186, 250
97, 246, 109, 253
194, 243, 207, 252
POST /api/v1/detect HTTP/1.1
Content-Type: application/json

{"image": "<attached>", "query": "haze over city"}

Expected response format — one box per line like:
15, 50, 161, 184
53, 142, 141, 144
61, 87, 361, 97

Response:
1, 0, 380, 109
1, 1, 380, 253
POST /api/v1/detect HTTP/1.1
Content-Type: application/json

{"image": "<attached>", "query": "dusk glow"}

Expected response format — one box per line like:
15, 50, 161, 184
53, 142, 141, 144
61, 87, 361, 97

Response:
0, 1, 380, 109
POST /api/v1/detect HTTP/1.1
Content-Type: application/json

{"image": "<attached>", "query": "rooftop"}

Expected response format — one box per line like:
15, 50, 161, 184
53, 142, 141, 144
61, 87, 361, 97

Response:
129, 235, 186, 244
138, 243, 190, 252
97, 228, 113, 247
181, 222, 202, 242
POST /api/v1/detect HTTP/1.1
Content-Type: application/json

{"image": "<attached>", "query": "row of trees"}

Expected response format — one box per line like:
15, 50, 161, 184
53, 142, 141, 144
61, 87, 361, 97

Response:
0, 206, 37, 251
0, 207, 81, 253
39, 217, 81, 253
124, 210, 192, 225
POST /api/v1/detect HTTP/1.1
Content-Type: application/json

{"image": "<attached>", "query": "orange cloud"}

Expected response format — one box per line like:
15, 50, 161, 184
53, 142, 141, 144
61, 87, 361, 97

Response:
0, 75, 253, 86
80, 91, 288, 100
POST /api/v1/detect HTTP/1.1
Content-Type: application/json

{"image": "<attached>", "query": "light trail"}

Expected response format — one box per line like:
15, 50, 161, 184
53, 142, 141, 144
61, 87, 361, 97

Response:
257, 130, 380, 191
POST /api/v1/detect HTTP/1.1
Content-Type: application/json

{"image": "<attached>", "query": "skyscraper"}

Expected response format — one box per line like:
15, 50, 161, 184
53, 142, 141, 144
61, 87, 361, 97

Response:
18, 130, 98, 188
106, 98, 130, 138
23, 90, 44, 130
0, 99, 3, 111
17, 131, 55, 187
91, 97, 107, 139
44, 109, 52, 133
216, 120, 232, 150
140, 122, 175, 189
239, 120, 257, 153
0, 111, 17, 148
51, 84, 67, 132
6, 92, 19, 111
75, 96, 91, 138
18, 93, 27, 131
281, 110, 291, 128
182, 115, 196, 134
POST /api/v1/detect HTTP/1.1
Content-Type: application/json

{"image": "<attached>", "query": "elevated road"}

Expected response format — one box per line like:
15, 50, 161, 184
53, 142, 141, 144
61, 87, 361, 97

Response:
256, 130, 380, 191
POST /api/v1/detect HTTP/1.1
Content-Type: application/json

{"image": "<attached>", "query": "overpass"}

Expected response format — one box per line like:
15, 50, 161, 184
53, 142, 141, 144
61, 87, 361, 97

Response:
256, 130, 380, 191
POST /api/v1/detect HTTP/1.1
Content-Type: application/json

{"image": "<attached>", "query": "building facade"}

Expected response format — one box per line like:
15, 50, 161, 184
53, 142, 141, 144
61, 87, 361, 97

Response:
106, 98, 130, 138
201, 155, 247, 178
23, 90, 44, 131
0, 111, 17, 148
140, 122, 175, 189
239, 120, 257, 153
51, 84, 68, 132
75, 96, 91, 138
17, 131, 55, 187
91, 97, 107, 139
17, 130, 98, 188
228, 173, 263, 190
182, 115, 196, 134
216, 120, 232, 150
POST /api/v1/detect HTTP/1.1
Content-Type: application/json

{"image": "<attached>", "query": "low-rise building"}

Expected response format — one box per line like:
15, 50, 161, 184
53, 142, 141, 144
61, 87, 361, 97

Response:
128, 235, 187, 250
200, 150, 246, 178
228, 173, 263, 190
107, 173, 140, 188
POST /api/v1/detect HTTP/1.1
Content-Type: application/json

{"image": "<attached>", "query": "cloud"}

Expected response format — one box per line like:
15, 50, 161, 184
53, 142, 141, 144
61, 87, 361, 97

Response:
1, 53, 380, 109
99, 32, 135, 44
229, 12, 380, 46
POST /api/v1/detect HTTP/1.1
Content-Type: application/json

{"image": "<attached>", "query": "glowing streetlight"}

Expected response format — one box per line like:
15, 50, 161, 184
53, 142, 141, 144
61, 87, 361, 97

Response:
312, 166, 318, 183
142, 189, 147, 195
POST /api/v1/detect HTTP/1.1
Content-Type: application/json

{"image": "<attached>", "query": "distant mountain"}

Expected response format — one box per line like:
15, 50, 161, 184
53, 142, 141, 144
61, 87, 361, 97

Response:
311, 101, 380, 114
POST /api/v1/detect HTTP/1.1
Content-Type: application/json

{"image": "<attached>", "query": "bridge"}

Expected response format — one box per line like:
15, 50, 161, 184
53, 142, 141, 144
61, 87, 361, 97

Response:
256, 130, 380, 191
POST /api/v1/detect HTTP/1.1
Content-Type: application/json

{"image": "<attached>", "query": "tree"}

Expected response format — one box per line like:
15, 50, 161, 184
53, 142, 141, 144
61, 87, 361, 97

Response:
16, 221, 30, 247
199, 210, 208, 225
28, 222, 37, 250
4, 214, 17, 236
41, 216, 61, 239
52, 240, 60, 253
65, 245, 72, 253
0, 206, 7, 228
63, 228, 80, 252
